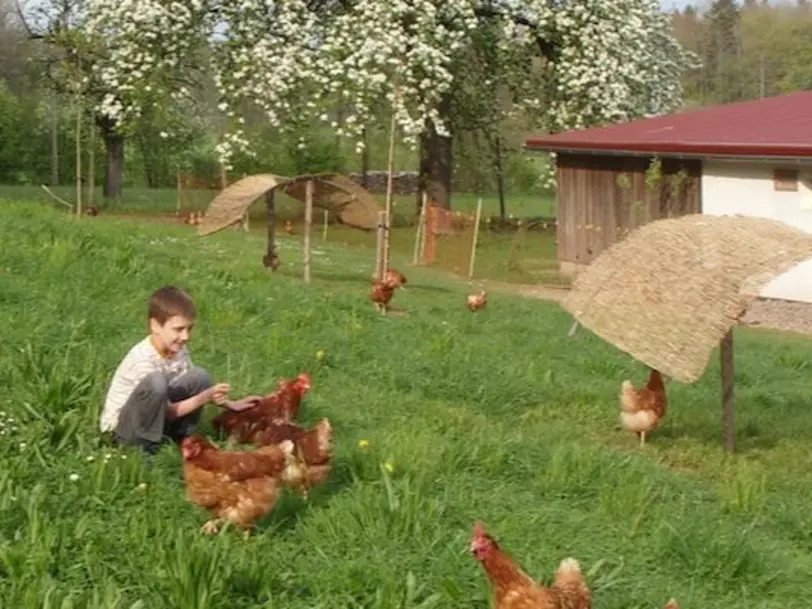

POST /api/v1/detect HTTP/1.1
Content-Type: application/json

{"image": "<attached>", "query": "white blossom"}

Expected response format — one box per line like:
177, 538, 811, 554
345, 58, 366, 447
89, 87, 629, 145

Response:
82, 0, 697, 169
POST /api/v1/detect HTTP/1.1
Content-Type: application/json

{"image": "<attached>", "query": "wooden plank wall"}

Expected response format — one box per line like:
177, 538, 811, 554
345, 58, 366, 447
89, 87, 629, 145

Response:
556, 153, 701, 266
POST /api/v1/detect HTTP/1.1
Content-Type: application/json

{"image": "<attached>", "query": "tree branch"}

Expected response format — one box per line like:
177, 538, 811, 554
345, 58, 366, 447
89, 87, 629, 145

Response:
473, 6, 557, 60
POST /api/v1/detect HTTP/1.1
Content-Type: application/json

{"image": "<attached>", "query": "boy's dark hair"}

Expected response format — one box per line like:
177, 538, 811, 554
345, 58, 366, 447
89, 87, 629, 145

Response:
148, 286, 196, 324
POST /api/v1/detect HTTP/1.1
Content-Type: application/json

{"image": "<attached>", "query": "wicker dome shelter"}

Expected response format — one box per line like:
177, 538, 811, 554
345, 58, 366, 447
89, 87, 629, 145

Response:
196, 172, 380, 238
563, 213, 812, 451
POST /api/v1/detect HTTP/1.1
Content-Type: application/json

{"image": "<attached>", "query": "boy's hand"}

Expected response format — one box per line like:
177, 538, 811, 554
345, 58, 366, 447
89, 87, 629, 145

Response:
222, 396, 262, 412
206, 383, 231, 405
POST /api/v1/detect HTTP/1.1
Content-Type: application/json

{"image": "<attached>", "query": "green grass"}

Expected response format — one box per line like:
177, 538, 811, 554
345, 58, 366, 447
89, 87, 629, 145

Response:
0, 202, 810, 609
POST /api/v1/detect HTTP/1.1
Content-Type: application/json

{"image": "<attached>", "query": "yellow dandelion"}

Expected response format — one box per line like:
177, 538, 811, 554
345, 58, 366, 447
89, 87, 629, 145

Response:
384, 462, 394, 473
316, 349, 326, 361
358, 439, 369, 449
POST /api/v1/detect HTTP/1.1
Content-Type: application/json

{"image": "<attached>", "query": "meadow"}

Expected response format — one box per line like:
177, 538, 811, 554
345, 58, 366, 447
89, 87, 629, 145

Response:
0, 202, 810, 609
0, 184, 565, 287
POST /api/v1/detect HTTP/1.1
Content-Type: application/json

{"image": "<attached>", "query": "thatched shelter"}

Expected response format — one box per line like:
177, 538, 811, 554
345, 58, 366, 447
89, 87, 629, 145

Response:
195, 172, 381, 280
563, 213, 812, 451
196, 172, 379, 237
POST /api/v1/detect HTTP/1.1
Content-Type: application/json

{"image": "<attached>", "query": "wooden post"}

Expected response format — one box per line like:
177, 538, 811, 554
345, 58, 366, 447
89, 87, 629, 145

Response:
720, 329, 735, 453
303, 179, 314, 283
382, 88, 399, 277
75, 97, 82, 218
87, 112, 95, 207
419, 199, 429, 264
375, 210, 386, 280
468, 197, 484, 280
263, 190, 279, 271
175, 171, 182, 216
322, 209, 329, 242
413, 191, 428, 265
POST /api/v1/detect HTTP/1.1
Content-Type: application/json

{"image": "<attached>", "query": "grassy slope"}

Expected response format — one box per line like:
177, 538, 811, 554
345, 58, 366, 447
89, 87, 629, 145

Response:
0, 185, 564, 287
0, 185, 557, 220
0, 203, 810, 609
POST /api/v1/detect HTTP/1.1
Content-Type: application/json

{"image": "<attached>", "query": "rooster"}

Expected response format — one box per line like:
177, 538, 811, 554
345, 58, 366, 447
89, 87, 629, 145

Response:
211, 372, 312, 443
467, 291, 488, 312
619, 368, 668, 447
180, 435, 307, 536
85, 205, 100, 217
470, 521, 592, 609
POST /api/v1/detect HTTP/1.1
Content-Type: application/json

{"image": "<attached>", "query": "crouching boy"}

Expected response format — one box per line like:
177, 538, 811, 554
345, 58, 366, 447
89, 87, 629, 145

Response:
99, 285, 230, 454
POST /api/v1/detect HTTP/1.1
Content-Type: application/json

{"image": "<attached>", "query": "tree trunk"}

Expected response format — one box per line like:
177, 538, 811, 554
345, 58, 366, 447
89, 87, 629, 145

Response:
97, 116, 125, 202
140, 136, 156, 188
418, 96, 454, 209
50, 93, 59, 186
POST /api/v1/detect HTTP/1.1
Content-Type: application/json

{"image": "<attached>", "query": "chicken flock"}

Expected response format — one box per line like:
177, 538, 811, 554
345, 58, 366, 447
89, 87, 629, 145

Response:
169, 211, 679, 608
181, 372, 333, 537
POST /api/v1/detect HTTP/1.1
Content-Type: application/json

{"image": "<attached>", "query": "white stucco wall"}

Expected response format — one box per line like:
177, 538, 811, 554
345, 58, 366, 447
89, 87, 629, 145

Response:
702, 159, 812, 304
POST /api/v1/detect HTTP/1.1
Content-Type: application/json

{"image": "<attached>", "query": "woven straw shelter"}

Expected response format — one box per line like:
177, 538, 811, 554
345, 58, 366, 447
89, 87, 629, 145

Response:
197, 172, 380, 237
564, 213, 812, 452
564, 213, 812, 383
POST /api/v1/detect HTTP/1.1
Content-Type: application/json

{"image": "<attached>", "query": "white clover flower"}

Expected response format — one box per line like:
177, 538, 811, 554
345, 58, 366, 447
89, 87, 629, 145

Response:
69, 473, 80, 482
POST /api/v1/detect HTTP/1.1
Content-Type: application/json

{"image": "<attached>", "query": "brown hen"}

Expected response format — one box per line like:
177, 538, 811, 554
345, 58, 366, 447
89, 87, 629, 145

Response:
471, 521, 592, 609
370, 278, 397, 314
211, 372, 312, 442
180, 435, 306, 536
252, 418, 334, 497
467, 291, 488, 312
619, 368, 668, 447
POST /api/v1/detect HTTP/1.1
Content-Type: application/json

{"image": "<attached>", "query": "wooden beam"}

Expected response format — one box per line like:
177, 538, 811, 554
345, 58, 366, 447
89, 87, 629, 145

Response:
303, 179, 314, 283
720, 329, 736, 453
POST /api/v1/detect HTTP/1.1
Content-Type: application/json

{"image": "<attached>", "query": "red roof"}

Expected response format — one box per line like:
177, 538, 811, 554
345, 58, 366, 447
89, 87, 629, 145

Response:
525, 91, 812, 158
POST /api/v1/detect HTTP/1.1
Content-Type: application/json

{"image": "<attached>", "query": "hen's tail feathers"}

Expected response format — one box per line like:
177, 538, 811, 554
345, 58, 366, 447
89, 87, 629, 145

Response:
554, 558, 592, 609
620, 380, 638, 411
647, 368, 665, 392
316, 418, 333, 454
554, 558, 584, 587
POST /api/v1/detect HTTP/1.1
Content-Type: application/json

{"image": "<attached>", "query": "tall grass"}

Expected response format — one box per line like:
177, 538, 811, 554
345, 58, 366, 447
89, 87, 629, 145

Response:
0, 202, 809, 608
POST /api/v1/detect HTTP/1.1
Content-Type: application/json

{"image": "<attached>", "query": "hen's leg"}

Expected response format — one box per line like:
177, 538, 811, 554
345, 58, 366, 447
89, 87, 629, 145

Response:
639, 431, 647, 447
201, 519, 223, 535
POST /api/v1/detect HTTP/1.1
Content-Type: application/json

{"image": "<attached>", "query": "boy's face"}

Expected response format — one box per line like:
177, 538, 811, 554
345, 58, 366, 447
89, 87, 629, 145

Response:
149, 315, 195, 357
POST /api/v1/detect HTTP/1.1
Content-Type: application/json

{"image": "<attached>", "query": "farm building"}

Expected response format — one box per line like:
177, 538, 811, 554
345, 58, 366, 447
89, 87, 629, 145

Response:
525, 91, 812, 304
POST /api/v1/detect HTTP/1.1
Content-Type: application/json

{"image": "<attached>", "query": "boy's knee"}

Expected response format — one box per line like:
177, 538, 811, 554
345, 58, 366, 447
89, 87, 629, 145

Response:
185, 367, 212, 392
136, 372, 169, 399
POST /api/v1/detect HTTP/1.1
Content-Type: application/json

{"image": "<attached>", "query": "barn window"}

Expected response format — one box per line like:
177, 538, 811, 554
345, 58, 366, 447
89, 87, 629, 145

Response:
773, 168, 799, 192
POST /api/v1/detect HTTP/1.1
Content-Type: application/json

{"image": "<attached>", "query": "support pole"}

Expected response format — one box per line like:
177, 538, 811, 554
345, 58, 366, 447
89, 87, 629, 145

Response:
175, 171, 182, 216
467, 197, 484, 280
263, 189, 280, 271
382, 88, 399, 277
720, 329, 735, 453
322, 209, 329, 242
413, 191, 428, 265
303, 179, 314, 283
375, 210, 386, 280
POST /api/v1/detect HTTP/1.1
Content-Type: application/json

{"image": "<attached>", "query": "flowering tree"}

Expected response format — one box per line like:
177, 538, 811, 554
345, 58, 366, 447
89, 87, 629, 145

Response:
82, 0, 698, 205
